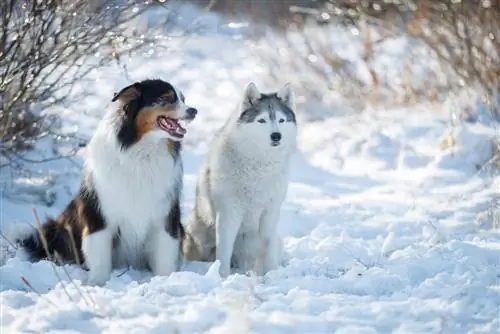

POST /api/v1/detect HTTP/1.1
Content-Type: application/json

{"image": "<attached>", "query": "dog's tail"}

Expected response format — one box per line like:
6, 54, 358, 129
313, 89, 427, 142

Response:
181, 231, 204, 261
3, 218, 82, 264
181, 217, 215, 262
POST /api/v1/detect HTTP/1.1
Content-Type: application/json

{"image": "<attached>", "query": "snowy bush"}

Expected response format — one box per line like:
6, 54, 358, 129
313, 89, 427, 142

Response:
0, 0, 165, 165
209, 0, 499, 111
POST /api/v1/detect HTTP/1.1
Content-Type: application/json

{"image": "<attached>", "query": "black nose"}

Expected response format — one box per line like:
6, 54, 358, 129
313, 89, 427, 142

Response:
270, 132, 282, 142
186, 107, 197, 118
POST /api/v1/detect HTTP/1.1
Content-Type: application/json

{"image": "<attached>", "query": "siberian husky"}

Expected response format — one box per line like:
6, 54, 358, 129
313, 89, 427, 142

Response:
182, 82, 297, 277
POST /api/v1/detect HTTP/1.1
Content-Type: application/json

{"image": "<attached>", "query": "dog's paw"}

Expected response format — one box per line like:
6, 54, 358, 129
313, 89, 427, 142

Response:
86, 268, 110, 286
218, 264, 231, 278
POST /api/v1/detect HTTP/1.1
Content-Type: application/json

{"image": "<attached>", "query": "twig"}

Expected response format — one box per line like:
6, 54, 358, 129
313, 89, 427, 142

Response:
32, 208, 51, 261
32, 208, 75, 304
9, 152, 79, 165
54, 251, 95, 309
20, 276, 58, 308
0, 230, 17, 249
339, 244, 374, 271
116, 268, 129, 278
65, 225, 98, 307
65, 225, 81, 267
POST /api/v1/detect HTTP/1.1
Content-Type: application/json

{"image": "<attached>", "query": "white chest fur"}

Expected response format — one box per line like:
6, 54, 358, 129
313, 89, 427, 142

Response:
215, 142, 291, 202
85, 129, 182, 267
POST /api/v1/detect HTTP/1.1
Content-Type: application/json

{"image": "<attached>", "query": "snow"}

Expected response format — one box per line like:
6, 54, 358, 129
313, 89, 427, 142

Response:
1, 4, 499, 334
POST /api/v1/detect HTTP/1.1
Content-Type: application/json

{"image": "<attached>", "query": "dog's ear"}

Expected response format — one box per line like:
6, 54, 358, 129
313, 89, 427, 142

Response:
277, 83, 295, 110
242, 82, 261, 110
112, 82, 141, 103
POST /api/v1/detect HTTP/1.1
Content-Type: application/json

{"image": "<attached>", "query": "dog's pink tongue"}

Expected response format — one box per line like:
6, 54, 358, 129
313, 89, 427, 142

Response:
160, 118, 187, 135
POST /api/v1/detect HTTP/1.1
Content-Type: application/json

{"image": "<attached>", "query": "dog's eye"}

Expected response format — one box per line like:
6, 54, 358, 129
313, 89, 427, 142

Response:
257, 119, 266, 123
279, 118, 285, 123
157, 97, 169, 105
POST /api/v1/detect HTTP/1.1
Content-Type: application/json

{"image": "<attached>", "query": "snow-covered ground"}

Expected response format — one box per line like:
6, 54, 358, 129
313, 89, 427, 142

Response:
1, 4, 499, 333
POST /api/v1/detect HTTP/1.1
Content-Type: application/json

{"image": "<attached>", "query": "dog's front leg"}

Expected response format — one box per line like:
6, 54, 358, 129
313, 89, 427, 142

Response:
82, 228, 113, 286
148, 202, 182, 276
258, 207, 283, 275
147, 227, 179, 276
215, 206, 243, 277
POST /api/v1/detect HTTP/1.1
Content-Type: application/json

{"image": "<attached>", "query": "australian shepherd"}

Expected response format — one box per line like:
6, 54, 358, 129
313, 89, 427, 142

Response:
13, 79, 197, 285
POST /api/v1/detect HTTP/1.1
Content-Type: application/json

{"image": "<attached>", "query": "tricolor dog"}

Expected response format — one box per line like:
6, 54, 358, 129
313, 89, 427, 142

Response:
14, 79, 197, 285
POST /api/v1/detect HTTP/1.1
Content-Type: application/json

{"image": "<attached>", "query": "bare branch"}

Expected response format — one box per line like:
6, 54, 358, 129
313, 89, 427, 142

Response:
0, 0, 179, 164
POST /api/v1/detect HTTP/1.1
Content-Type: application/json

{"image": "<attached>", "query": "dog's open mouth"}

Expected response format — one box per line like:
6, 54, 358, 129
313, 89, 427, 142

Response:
157, 116, 187, 138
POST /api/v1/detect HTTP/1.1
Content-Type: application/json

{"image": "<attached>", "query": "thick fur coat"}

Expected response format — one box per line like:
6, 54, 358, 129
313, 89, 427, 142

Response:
14, 79, 197, 285
182, 82, 297, 277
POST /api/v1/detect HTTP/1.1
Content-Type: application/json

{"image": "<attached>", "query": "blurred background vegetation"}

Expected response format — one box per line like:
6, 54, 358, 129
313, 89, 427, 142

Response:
1, 0, 498, 163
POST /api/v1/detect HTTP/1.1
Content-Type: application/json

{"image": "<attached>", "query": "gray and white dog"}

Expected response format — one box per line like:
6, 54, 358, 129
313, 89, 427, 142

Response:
182, 82, 297, 277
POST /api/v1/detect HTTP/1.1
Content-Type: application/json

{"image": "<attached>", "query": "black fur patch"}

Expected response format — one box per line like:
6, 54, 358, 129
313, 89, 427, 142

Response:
78, 184, 106, 235
20, 178, 106, 265
165, 199, 184, 239
137, 79, 179, 105
117, 99, 142, 149
20, 217, 81, 263
167, 140, 182, 162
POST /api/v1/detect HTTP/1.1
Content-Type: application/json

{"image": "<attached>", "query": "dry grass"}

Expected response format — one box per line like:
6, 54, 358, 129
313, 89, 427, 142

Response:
32, 208, 97, 310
